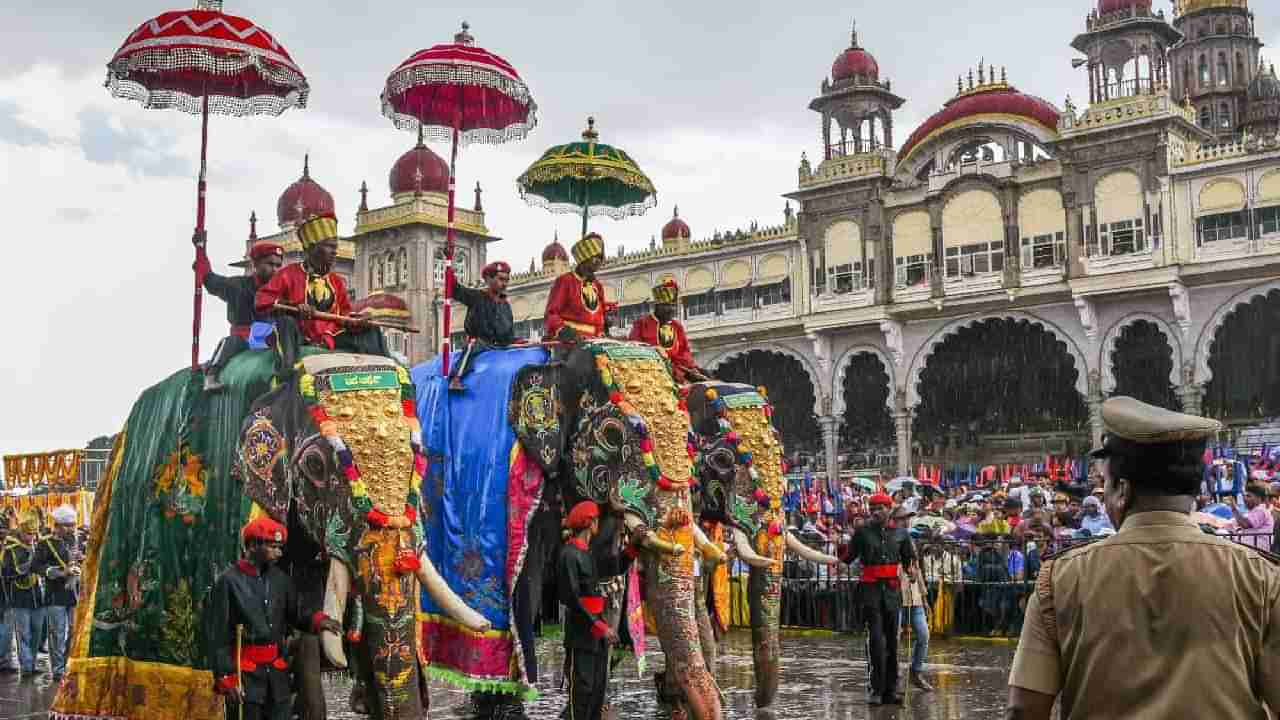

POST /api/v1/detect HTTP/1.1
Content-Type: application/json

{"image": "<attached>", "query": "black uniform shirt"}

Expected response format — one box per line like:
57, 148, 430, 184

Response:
557, 538, 632, 653
33, 534, 78, 607
204, 271, 266, 327
454, 284, 515, 346
204, 560, 320, 704
1, 537, 43, 610
840, 521, 916, 609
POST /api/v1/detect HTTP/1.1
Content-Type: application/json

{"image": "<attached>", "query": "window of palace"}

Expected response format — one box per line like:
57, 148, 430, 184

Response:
1200, 105, 1212, 128
831, 260, 874, 293
756, 281, 790, 307
1259, 206, 1280, 237
1021, 232, 1066, 269
1219, 103, 1232, 130
1199, 55, 1209, 87
894, 254, 931, 287
1198, 211, 1246, 245
684, 292, 714, 318
396, 248, 408, 286
1100, 218, 1147, 255
944, 242, 1004, 278
1218, 53, 1230, 87
433, 247, 468, 286
810, 249, 826, 295
823, 220, 862, 294
617, 303, 649, 328
383, 329, 409, 357
720, 288, 751, 313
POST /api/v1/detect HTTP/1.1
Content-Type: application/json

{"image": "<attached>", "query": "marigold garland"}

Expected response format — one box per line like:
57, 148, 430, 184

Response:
298, 363, 424, 529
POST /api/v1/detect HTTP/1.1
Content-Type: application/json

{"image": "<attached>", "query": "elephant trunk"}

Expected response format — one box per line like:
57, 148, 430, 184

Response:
645, 555, 723, 720
747, 565, 781, 708
415, 550, 493, 632
786, 530, 838, 564
320, 558, 349, 668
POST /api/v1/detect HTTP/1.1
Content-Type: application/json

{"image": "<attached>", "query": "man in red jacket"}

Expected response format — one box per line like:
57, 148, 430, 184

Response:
544, 233, 609, 342
255, 213, 386, 368
628, 279, 707, 383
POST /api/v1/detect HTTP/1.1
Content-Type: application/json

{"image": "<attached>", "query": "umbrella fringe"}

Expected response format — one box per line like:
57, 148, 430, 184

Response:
517, 192, 658, 222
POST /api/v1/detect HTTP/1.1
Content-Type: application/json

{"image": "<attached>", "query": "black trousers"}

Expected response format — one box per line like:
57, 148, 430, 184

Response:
563, 648, 608, 720
225, 698, 291, 720
207, 336, 249, 378
274, 316, 389, 372
863, 601, 900, 699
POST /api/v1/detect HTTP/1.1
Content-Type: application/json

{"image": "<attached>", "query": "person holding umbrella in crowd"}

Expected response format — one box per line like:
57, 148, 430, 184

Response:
838, 492, 915, 706
1007, 397, 1280, 719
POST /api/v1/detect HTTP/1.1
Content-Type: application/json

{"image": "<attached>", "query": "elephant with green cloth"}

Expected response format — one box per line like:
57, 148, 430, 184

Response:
415, 339, 723, 720
235, 353, 492, 719
684, 381, 837, 709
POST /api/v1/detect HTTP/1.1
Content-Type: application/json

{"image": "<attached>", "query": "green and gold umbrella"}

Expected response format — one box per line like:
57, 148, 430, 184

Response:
517, 116, 657, 236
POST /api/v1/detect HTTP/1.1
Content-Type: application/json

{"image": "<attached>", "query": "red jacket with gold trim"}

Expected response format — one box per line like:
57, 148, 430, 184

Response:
628, 315, 696, 379
255, 263, 351, 347
544, 271, 606, 339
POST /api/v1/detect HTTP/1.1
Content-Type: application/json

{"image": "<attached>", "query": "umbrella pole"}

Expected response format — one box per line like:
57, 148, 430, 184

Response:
440, 113, 460, 377
191, 91, 209, 372
580, 178, 590, 238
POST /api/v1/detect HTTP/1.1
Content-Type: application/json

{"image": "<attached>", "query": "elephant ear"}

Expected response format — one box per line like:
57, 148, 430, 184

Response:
238, 405, 292, 522
569, 404, 654, 527
509, 363, 568, 477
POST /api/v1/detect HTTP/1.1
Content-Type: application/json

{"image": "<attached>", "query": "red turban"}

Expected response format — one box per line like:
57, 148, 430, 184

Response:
868, 493, 893, 507
242, 516, 287, 544
482, 261, 511, 278
564, 501, 600, 530
248, 243, 284, 261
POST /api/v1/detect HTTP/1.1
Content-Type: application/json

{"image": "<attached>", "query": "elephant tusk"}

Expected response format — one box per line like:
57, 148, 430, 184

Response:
732, 528, 776, 570
691, 525, 726, 565
785, 531, 839, 565
623, 513, 685, 556
321, 559, 349, 669
415, 551, 493, 633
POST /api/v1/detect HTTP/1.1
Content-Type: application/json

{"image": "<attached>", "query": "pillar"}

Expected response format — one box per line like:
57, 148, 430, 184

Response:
894, 409, 913, 477
1178, 383, 1206, 417
819, 415, 841, 482
1088, 370, 1105, 449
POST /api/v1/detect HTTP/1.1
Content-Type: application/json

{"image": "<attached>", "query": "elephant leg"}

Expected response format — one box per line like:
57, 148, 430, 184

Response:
290, 634, 326, 720
645, 566, 723, 720
748, 567, 782, 708
349, 637, 371, 716
694, 573, 717, 671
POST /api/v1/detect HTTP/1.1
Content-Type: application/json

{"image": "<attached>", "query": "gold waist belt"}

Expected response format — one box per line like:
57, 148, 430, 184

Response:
564, 320, 600, 336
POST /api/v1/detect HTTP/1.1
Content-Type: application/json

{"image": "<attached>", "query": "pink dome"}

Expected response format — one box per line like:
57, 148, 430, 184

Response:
1097, 0, 1151, 14
662, 206, 691, 240
389, 137, 449, 196
277, 157, 334, 227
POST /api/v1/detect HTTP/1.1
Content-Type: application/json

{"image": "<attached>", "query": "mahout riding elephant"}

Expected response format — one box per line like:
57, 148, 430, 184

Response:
413, 339, 723, 720
237, 352, 492, 719
685, 381, 836, 709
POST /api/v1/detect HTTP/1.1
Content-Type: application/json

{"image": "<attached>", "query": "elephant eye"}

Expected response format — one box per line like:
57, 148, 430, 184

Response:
595, 417, 626, 455
299, 446, 330, 486
707, 448, 736, 475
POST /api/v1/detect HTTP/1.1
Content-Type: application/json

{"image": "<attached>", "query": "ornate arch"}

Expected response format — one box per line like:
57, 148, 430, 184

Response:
831, 345, 897, 416
905, 311, 1091, 409
1099, 312, 1183, 394
705, 342, 825, 415
1194, 279, 1280, 385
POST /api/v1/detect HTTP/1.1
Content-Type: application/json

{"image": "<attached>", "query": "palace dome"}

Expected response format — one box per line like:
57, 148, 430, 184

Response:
1178, 0, 1248, 15
1249, 64, 1279, 100
662, 206, 691, 241
542, 235, 569, 264
832, 47, 879, 83
390, 135, 449, 196
277, 157, 335, 228
1098, 0, 1151, 14
899, 87, 1060, 165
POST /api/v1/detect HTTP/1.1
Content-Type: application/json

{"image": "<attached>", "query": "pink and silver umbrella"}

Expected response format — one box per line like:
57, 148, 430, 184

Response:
106, 0, 309, 370
381, 22, 537, 375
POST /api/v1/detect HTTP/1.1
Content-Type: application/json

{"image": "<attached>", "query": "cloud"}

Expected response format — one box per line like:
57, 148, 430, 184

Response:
77, 107, 191, 177
0, 99, 52, 147
54, 207, 93, 223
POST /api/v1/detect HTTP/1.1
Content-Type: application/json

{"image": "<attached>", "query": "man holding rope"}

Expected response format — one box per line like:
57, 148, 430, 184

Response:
255, 212, 388, 369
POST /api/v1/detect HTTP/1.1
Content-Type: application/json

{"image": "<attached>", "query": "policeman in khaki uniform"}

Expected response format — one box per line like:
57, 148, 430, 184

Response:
1007, 397, 1280, 720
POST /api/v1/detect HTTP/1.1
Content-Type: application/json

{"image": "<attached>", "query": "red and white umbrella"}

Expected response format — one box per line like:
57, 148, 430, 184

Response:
381, 22, 536, 375
106, 0, 309, 369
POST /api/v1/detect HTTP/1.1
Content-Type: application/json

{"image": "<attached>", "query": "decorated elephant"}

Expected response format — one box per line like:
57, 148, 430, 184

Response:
235, 352, 492, 719
685, 381, 836, 709
412, 339, 723, 720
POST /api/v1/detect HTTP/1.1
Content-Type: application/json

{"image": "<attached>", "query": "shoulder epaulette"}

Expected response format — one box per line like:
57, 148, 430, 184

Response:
1039, 537, 1105, 563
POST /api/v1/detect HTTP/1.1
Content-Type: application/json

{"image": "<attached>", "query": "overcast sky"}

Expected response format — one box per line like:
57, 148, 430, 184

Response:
2, 0, 1277, 455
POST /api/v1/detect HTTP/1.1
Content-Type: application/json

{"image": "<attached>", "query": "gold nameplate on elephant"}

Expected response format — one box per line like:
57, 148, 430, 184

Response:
318, 385, 414, 515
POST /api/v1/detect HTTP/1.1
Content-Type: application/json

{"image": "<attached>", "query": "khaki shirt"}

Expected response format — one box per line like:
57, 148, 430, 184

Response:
1009, 511, 1280, 719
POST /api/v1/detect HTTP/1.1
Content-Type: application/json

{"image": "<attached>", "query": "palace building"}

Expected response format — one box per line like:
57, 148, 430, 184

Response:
238, 0, 1280, 477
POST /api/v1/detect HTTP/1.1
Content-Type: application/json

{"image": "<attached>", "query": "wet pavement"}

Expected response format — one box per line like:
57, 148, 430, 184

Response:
4, 631, 1018, 719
